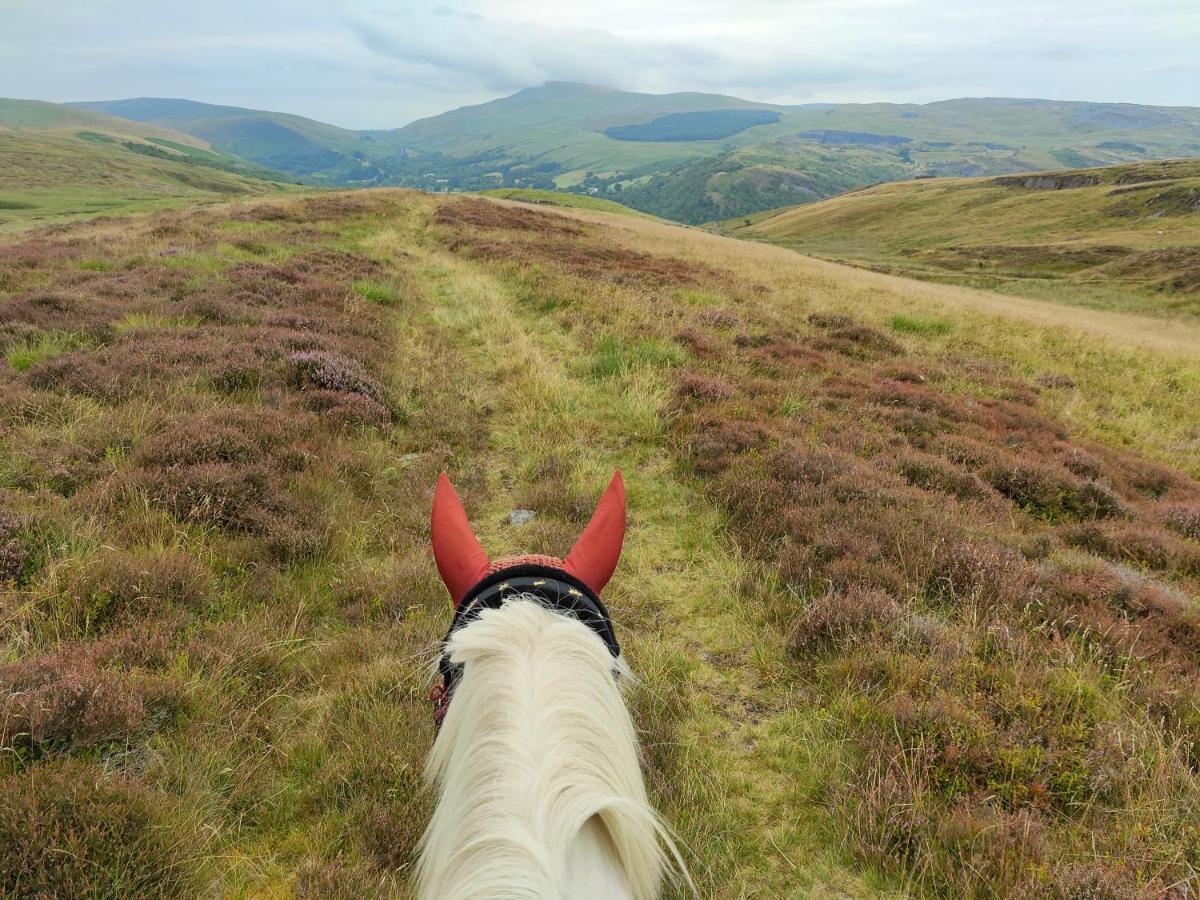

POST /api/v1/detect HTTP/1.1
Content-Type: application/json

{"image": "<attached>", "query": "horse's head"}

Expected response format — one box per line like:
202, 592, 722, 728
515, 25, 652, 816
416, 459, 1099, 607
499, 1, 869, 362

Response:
421, 471, 682, 899
431, 470, 626, 608
428, 470, 627, 722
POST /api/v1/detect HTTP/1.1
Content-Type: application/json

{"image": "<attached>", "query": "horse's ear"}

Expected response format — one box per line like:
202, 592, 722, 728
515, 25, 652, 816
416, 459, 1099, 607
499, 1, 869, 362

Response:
431, 472, 490, 607
564, 470, 626, 595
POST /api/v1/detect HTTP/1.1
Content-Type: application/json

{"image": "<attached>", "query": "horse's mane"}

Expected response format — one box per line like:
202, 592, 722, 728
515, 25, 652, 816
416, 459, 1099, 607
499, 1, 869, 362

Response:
416, 598, 679, 899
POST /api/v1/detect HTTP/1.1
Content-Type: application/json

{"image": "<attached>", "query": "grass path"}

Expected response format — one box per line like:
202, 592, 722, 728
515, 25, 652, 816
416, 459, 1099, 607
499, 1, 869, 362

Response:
393, 222, 897, 896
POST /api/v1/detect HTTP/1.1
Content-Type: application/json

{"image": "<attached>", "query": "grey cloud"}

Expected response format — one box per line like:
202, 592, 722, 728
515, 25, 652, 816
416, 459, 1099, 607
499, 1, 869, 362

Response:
0, 0, 1195, 128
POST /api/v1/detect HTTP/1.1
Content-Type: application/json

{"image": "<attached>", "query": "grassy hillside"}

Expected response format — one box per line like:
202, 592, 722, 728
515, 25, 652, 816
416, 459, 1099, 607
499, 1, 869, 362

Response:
77, 84, 1200, 223
71, 98, 390, 183
0, 98, 217, 144
1, 191, 1199, 896
1, 99, 292, 231
727, 158, 1200, 319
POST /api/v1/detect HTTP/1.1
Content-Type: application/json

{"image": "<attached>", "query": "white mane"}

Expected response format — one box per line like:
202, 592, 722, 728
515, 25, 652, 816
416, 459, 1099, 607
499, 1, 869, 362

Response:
416, 598, 680, 899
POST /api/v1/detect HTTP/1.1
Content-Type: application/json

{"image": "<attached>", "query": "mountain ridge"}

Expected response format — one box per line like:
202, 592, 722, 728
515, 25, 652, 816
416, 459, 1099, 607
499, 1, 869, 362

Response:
57, 84, 1200, 222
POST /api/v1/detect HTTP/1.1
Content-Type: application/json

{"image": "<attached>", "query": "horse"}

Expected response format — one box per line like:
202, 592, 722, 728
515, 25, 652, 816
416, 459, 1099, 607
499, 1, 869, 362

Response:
416, 471, 684, 899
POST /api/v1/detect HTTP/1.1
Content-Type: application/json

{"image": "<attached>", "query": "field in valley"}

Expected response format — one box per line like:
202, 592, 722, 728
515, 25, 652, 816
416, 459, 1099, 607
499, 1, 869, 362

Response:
1, 189, 1199, 897
727, 158, 1200, 320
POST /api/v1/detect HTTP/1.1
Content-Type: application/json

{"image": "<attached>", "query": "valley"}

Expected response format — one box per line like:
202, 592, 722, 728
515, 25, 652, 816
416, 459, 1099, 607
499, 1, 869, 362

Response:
65, 83, 1200, 223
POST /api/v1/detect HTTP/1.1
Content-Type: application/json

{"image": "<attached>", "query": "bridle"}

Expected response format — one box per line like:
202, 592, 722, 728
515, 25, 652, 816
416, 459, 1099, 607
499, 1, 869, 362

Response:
430, 564, 621, 727
427, 469, 627, 727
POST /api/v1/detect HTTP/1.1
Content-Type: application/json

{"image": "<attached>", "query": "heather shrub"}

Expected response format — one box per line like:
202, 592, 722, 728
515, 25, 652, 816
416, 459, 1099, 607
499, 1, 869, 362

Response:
697, 308, 740, 328
1062, 522, 1200, 576
923, 540, 1036, 610
288, 350, 388, 404
182, 295, 258, 325
303, 389, 392, 428
895, 454, 994, 502
673, 327, 722, 356
806, 311, 854, 330
0, 644, 182, 754
984, 461, 1122, 520
1116, 455, 1182, 499
208, 350, 264, 394
0, 759, 196, 896
134, 406, 308, 470
673, 371, 735, 403
0, 511, 26, 582
1035, 372, 1077, 390
26, 331, 241, 401
814, 323, 903, 358
1163, 503, 1200, 541
1058, 443, 1104, 479
122, 408, 330, 562
141, 461, 272, 529
686, 418, 769, 476
791, 586, 901, 653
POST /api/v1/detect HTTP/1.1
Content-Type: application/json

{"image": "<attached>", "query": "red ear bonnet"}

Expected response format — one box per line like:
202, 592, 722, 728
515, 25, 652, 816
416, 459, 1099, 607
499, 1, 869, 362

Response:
431, 470, 626, 606
431, 472, 490, 607
564, 471, 626, 595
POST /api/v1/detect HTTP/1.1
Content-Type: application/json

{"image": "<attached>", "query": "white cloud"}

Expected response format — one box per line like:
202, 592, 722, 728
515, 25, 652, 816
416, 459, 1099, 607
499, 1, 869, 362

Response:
0, 0, 1196, 128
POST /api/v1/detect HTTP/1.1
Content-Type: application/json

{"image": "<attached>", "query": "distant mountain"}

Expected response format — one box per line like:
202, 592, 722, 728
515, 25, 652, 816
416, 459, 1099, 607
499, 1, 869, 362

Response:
72, 84, 1200, 223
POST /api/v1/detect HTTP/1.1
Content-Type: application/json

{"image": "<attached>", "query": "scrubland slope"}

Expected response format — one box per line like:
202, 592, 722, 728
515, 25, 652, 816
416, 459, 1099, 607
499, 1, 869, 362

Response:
1, 191, 1198, 897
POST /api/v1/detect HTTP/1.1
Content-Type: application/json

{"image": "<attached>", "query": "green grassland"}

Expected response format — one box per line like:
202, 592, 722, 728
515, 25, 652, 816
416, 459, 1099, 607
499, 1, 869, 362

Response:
727, 157, 1200, 319
70, 84, 1200, 222
0, 100, 295, 231
2, 190, 1199, 896
478, 187, 653, 217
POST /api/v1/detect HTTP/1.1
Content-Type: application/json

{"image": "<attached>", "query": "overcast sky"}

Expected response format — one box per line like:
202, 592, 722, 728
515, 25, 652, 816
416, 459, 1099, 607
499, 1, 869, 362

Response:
2, 0, 1197, 129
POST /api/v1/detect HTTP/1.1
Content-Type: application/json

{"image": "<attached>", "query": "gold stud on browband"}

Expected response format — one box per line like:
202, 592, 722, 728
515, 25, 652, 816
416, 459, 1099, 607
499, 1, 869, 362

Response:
567, 587, 581, 597
533, 580, 546, 586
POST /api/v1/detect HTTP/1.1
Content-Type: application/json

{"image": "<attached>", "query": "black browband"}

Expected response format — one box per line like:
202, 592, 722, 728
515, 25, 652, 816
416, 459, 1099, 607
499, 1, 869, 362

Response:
432, 564, 621, 725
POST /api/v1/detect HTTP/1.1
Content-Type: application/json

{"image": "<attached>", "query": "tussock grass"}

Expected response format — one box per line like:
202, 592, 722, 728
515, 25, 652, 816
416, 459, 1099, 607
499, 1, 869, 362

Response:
5, 330, 91, 372
589, 334, 684, 379
889, 313, 952, 336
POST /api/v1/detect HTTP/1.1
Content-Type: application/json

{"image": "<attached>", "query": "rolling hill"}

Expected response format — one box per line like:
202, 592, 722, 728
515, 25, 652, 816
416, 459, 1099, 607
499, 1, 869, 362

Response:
75, 84, 1200, 223
726, 157, 1200, 319
70, 97, 396, 183
2, 188, 1199, 896
0, 99, 292, 231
